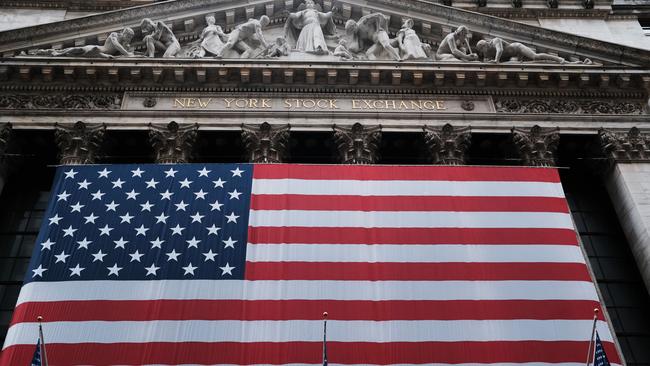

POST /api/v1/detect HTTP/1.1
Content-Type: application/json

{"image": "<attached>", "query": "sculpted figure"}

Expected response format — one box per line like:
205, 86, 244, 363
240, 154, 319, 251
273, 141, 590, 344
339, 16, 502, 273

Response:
344, 13, 401, 61
333, 39, 354, 60
217, 15, 270, 58
396, 19, 428, 60
263, 38, 291, 58
436, 26, 478, 61
140, 18, 181, 58
476, 37, 565, 63
284, 0, 337, 55
29, 28, 135, 58
187, 15, 228, 58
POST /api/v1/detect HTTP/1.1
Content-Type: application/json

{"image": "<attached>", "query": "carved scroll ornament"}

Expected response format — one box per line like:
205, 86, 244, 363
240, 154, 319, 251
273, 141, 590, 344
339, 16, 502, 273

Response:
55, 121, 106, 165
423, 124, 471, 165
242, 122, 290, 163
495, 99, 643, 115
0, 94, 121, 110
333, 123, 382, 164
149, 121, 199, 164
599, 127, 650, 162
511, 125, 560, 167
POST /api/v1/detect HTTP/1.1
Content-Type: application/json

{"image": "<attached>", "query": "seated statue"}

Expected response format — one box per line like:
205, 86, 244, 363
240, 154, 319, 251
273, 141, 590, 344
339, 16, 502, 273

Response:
333, 38, 354, 60
217, 15, 270, 58
186, 15, 228, 58
436, 26, 478, 61
263, 37, 291, 58
344, 12, 401, 61
396, 18, 428, 60
476, 37, 565, 63
29, 28, 135, 58
140, 18, 181, 58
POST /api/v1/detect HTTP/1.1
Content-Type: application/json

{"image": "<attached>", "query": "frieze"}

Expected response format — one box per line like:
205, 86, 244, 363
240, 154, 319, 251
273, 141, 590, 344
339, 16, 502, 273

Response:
494, 99, 644, 115
0, 94, 122, 110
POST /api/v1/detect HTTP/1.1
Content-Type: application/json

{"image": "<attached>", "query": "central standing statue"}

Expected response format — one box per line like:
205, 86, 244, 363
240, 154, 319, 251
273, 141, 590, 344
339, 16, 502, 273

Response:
284, 0, 336, 55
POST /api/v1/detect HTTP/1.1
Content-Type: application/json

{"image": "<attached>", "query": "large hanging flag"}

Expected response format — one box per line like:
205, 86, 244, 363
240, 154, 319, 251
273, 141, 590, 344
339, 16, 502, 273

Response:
1, 164, 621, 365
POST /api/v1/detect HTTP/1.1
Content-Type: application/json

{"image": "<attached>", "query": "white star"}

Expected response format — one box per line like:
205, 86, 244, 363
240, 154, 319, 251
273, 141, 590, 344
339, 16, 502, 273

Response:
119, 212, 134, 224
145, 263, 160, 276
198, 167, 211, 177
105, 201, 119, 211
206, 224, 220, 235
228, 189, 242, 200
212, 178, 226, 188
84, 213, 99, 224
210, 200, 223, 211
62, 225, 77, 237
140, 201, 154, 211
64, 169, 78, 179
111, 178, 125, 188
48, 214, 62, 226
222, 236, 237, 249
40, 238, 55, 251
76, 237, 92, 250
113, 237, 128, 249
220, 262, 235, 276
70, 202, 84, 213
164, 168, 178, 177
32, 264, 47, 278
125, 189, 140, 200
135, 224, 149, 236
98, 168, 111, 178
77, 179, 91, 190
150, 237, 164, 249
131, 167, 145, 177
55, 250, 70, 263
186, 237, 201, 248
129, 250, 144, 262
182, 262, 198, 276
92, 250, 107, 262
166, 249, 182, 262
145, 178, 159, 189
57, 191, 71, 202
202, 249, 218, 262
170, 224, 185, 236
225, 212, 239, 223
160, 190, 173, 200
190, 212, 204, 223
99, 224, 113, 236
175, 200, 188, 211
179, 178, 193, 188
69, 264, 84, 277
194, 189, 208, 200
107, 263, 122, 276
231, 167, 244, 177
155, 212, 169, 224
91, 190, 105, 200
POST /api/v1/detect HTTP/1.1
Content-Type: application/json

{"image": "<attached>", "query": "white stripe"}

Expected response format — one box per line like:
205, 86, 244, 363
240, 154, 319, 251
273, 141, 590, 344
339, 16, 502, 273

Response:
248, 210, 574, 229
16, 280, 598, 305
246, 244, 587, 264
3, 320, 614, 348
251, 179, 565, 197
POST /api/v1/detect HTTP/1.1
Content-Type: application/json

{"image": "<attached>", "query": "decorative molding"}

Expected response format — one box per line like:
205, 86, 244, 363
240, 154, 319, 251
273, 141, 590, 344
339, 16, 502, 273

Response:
148, 121, 198, 164
333, 123, 382, 164
241, 122, 290, 163
511, 125, 560, 167
495, 99, 644, 115
54, 121, 106, 165
423, 124, 471, 165
0, 94, 121, 110
599, 127, 650, 162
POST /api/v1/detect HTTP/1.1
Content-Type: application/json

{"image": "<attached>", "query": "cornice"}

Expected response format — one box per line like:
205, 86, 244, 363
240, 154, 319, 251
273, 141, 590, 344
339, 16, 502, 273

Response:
0, 0, 153, 11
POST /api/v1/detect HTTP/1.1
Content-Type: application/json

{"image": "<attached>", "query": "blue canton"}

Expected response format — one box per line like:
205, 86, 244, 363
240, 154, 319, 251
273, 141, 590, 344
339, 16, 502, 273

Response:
594, 332, 611, 366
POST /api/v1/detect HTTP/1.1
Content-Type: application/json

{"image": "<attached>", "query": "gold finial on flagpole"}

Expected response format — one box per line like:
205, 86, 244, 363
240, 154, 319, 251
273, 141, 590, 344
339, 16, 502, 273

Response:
37, 316, 43, 322
37, 315, 49, 366
586, 308, 599, 366
323, 311, 328, 318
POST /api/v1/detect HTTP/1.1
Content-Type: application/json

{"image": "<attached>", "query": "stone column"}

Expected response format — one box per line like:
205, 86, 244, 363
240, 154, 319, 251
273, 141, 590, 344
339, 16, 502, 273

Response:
599, 127, 650, 294
512, 125, 560, 166
241, 123, 290, 163
149, 121, 198, 164
54, 121, 106, 165
423, 124, 471, 165
0, 123, 12, 197
333, 123, 381, 164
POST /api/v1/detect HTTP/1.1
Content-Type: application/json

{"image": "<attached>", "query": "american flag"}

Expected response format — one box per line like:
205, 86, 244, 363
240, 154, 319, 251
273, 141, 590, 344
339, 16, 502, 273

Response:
1, 163, 621, 365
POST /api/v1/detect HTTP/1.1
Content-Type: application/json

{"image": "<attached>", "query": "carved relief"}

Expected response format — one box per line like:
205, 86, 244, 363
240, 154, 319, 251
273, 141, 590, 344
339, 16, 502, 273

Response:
29, 28, 135, 58
284, 0, 336, 55
241, 122, 290, 163
476, 37, 591, 64
423, 124, 471, 165
333, 123, 382, 164
344, 13, 401, 61
217, 16, 270, 58
599, 127, 650, 162
495, 99, 644, 115
0, 94, 121, 110
511, 125, 560, 167
148, 121, 198, 163
396, 19, 431, 60
55, 121, 106, 165
436, 26, 478, 61
141, 18, 181, 58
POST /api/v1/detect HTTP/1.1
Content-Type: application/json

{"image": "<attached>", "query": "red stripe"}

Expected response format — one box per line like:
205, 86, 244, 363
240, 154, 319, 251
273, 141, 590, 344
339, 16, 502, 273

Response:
250, 194, 570, 212
10, 299, 605, 324
248, 227, 578, 245
253, 164, 561, 182
244, 262, 591, 281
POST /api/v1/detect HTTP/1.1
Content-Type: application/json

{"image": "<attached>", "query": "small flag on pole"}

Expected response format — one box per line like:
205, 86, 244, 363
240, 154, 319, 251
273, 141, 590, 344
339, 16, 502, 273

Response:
322, 311, 328, 366
30, 316, 48, 366
29, 339, 42, 366
593, 332, 611, 366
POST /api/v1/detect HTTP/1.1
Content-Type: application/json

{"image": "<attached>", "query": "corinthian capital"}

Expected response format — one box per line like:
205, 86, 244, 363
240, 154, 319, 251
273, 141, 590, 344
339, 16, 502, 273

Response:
242, 123, 290, 163
512, 125, 560, 167
333, 123, 381, 164
149, 121, 198, 164
599, 127, 650, 162
55, 121, 106, 165
0, 123, 11, 158
423, 124, 471, 165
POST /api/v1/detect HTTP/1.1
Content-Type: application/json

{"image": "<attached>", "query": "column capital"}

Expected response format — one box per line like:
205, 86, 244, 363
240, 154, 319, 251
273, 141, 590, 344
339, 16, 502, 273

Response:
333, 123, 381, 165
148, 121, 198, 164
241, 123, 290, 163
599, 127, 650, 163
511, 125, 560, 167
54, 121, 106, 165
423, 124, 471, 165
0, 122, 11, 158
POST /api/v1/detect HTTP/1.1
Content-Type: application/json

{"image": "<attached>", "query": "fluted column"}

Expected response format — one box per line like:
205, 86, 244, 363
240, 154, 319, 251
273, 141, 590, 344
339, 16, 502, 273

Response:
423, 124, 471, 165
148, 121, 198, 164
241, 123, 290, 163
54, 121, 106, 165
0, 123, 11, 197
511, 125, 560, 167
333, 123, 381, 164
599, 127, 650, 294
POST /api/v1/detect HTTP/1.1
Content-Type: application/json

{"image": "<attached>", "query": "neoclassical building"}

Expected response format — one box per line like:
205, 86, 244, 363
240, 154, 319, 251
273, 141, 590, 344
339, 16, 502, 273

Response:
0, 0, 650, 364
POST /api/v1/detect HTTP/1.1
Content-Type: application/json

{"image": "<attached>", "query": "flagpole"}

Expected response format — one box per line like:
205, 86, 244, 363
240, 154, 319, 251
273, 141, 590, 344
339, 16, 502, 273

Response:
585, 308, 598, 366
322, 311, 328, 366
37, 316, 49, 366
